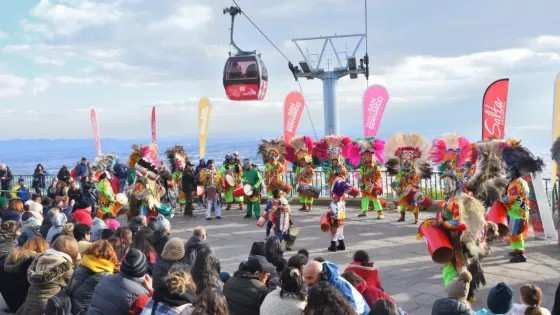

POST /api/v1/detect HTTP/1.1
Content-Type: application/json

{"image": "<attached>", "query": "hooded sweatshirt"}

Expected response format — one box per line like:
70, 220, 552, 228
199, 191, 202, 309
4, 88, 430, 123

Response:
46, 213, 68, 243
322, 261, 370, 315
18, 217, 42, 246
91, 217, 107, 241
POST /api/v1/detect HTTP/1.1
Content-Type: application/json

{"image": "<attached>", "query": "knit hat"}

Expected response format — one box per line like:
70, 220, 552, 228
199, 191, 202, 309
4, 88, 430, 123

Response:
71, 209, 93, 228
156, 214, 171, 231
487, 282, 514, 314
250, 241, 266, 257
107, 219, 120, 230
445, 270, 472, 302
161, 237, 185, 261
120, 248, 148, 278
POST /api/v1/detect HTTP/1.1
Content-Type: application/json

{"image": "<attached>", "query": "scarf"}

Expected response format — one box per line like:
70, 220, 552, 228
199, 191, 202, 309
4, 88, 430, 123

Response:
153, 285, 197, 307
81, 254, 115, 273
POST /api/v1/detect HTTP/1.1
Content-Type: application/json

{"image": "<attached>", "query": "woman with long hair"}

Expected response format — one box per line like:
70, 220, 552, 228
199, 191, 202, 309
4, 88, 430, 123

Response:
17, 235, 79, 315
303, 281, 355, 315
509, 284, 551, 315
0, 220, 19, 258
344, 249, 382, 290
260, 267, 307, 314
190, 287, 230, 315
1, 198, 24, 222
190, 248, 222, 294
131, 228, 156, 273
108, 227, 133, 261
32, 164, 46, 195
0, 237, 49, 312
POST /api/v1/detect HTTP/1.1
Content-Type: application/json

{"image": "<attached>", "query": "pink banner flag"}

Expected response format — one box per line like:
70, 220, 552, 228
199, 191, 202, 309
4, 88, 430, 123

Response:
90, 108, 102, 156
482, 78, 509, 140
283, 91, 305, 144
363, 84, 389, 138
151, 106, 157, 144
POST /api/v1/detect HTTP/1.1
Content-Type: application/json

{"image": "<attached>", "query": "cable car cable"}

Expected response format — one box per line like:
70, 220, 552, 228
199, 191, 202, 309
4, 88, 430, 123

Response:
364, 0, 369, 86
297, 80, 319, 141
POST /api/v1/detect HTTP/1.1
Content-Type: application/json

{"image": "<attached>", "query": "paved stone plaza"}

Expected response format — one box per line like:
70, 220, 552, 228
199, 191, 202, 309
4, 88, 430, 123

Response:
1, 204, 559, 314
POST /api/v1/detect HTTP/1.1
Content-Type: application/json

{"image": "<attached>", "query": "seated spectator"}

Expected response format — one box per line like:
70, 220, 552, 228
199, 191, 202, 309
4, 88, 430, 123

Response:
153, 237, 188, 290
191, 287, 230, 315
191, 248, 222, 294
507, 284, 551, 315
303, 281, 355, 315
88, 248, 153, 315
287, 253, 308, 273
46, 208, 68, 243
0, 220, 19, 259
153, 214, 171, 256
476, 282, 514, 315
73, 223, 92, 254
183, 226, 210, 266
371, 299, 400, 315
91, 214, 108, 241
260, 267, 307, 315
553, 281, 560, 315
18, 212, 42, 246
107, 218, 121, 230
109, 227, 133, 262
341, 271, 397, 308
71, 204, 93, 228
344, 249, 382, 289
27, 200, 44, 222
432, 271, 474, 315
303, 260, 370, 315
17, 235, 78, 315
101, 228, 115, 240
140, 264, 197, 315
223, 255, 273, 315
1, 198, 24, 222
63, 240, 118, 314
0, 237, 49, 312
131, 228, 157, 274
297, 248, 309, 259
250, 241, 266, 257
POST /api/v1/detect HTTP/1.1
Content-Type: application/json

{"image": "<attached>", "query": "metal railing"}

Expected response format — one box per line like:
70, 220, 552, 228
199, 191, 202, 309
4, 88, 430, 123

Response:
12, 171, 559, 212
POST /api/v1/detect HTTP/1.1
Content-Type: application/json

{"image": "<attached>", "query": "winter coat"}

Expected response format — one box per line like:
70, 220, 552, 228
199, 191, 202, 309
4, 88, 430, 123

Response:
152, 240, 189, 290
46, 213, 68, 243
553, 281, 560, 315
507, 303, 551, 315
0, 233, 17, 259
181, 167, 197, 193
432, 297, 475, 315
57, 168, 71, 183
322, 261, 370, 315
354, 282, 397, 309
182, 235, 210, 266
67, 255, 114, 314
345, 261, 383, 290
223, 270, 271, 315
68, 188, 82, 203
0, 167, 13, 191
153, 229, 171, 257
71, 207, 93, 228
139, 284, 196, 315
113, 163, 128, 180
259, 287, 306, 315
87, 273, 150, 315
91, 217, 107, 241
17, 217, 42, 246
1, 209, 22, 222
75, 163, 89, 179
27, 201, 44, 222
0, 251, 37, 312
32, 170, 46, 189
16, 249, 74, 315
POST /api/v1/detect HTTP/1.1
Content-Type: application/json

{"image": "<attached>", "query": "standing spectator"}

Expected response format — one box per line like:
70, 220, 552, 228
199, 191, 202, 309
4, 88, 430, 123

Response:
0, 163, 14, 198
57, 165, 71, 185
1, 197, 24, 222
32, 164, 46, 195
74, 157, 89, 182
260, 267, 307, 315
191, 287, 230, 315
47, 178, 59, 199
507, 284, 551, 315
0, 220, 19, 259
88, 249, 152, 315
16, 235, 78, 315
11, 177, 31, 203
113, 161, 129, 193
183, 226, 210, 266
0, 237, 49, 313
223, 255, 273, 315
182, 162, 197, 216
344, 250, 383, 290
71, 203, 93, 228
303, 281, 356, 315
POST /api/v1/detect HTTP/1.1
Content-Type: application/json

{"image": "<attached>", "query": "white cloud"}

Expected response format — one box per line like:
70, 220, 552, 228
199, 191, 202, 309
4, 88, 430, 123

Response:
148, 5, 212, 32
33, 56, 66, 66
0, 31, 8, 40
0, 74, 50, 98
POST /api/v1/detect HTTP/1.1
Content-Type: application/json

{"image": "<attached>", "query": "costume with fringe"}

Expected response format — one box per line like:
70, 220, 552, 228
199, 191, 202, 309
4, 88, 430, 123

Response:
347, 138, 386, 218
500, 142, 544, 262
269, 198, 297, 250
242, 160, 263, 218
220, 154, 244, 210
166, 145, 189, 209
285, 136, 316, 211
312, 136, 351, 187
199, 164, 223, 219
385, 133, 432, 223
259, 139, 290, 197
326, 180, 353, 252
95, 171, 115, 218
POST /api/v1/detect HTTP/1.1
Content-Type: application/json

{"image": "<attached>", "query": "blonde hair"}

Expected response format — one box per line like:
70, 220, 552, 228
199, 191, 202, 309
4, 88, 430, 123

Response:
48, 208, 60, 218
165, 271, 197, 296
8, 199, 24, 212
61, 223, 75, 236
51, 235, 79, 263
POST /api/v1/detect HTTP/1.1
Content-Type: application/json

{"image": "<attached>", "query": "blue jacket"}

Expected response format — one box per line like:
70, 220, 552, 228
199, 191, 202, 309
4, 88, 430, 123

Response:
113, 163, 128, 180
75, 163, 89, 178
322, 261, 370, 315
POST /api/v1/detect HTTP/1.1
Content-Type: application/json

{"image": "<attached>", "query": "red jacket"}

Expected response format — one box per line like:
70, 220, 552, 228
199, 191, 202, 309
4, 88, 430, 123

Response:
345, 262, 382, 289
354, 282, 397, 308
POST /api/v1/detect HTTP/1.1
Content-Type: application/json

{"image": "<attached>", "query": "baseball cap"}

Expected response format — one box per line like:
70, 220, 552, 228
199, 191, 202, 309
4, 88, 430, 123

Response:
246, 255, 276, 274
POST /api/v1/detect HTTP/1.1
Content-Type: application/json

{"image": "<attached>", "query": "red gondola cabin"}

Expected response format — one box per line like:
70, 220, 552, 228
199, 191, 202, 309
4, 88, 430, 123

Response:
223, 55, 268, 101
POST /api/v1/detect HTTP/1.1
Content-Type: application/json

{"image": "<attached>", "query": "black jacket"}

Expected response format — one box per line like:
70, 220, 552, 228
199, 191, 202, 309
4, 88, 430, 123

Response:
57, 168, 71, 183
0, 167, 13, 191
32, 170, 46, 189
553, 282, 560, 315
0, 253, 37, 312
67, 265, 110, 314
431, 297, 474, 315
181, 167, 197, 192
153, 230, 170, 257
182, 236, 210, 266
223, 270, 270, 315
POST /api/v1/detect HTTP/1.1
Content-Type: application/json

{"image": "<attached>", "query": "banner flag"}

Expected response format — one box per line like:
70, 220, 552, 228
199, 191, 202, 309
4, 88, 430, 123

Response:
482, 78, 509, 140
90, 108, 102, 156
198, 97, 212, 158
151, 106, 157, 144
283, 91, 305, 144
552, 74, 560, 183
363, 84, 389, 138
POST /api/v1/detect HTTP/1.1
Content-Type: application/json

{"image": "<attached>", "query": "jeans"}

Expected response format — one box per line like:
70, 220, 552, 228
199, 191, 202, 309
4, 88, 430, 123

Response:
206, 198, 221, 218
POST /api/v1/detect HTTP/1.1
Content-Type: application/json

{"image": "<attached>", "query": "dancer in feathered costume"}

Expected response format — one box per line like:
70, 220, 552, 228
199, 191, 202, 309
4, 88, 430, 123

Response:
385, 133, 432, 224
95, 170, 115, 218
500, 141, 544, 263
430, 133, 490, 301
347, 138, 386, 219
326, 179, 354, 252
200, 159, 223, 220
268, 197, 296, 250
312, 136, 351, 187
285, 136, 317, 212
166, 145, 190, 213
221, 153, 244, 211
258, 139, 291, 197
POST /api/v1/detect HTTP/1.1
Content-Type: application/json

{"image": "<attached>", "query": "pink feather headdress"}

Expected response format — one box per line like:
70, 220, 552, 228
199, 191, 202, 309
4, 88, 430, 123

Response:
429, 133, 471, 168
346, 138, 386, 167
141, 143, 159, 166
313, 136, 352, 162
285, 135, 314, 163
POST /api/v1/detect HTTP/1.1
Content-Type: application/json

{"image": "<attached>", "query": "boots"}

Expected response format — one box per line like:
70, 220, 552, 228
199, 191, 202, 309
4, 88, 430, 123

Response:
298, 204, 306, 211
413, 212, 419, 224
226, 203, 231, 210
336, 240, 345, 251
397, 211, 405, 222
509, 250, 527, 263
377, 211, 384, 219
358, 212, 366, 217
328, 241, 337, 252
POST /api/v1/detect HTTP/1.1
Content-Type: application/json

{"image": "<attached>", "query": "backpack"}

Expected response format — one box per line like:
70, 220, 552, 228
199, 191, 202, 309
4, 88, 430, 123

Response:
17, 186, 30, 202
44, 289, 73, 315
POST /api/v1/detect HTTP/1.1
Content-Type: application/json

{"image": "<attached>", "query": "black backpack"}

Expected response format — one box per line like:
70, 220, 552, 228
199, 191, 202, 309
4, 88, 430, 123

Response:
44, 273, 89, 315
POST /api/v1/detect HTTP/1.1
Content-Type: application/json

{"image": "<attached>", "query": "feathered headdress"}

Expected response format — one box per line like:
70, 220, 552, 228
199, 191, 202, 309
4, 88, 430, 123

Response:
430, 133, 471, 169
165, 145, 189, 173
141, 144, 159, 167
258, 139, 285, 163
385, 133, 431, 177
285, 136, 314, 163
466, 139, 508, 207
346, 137, 385, 167
128, 144, 143, 168
313, 136, 352, 162
502, 142, 544, 175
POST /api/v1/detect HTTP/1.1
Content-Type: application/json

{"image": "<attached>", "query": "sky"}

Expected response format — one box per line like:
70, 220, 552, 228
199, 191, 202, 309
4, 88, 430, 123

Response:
0, 0, 560, 157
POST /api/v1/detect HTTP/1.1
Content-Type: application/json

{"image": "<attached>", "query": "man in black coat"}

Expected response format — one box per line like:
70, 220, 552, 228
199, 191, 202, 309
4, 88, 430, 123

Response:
181, 162, 196, 216
0, 164, 13, 198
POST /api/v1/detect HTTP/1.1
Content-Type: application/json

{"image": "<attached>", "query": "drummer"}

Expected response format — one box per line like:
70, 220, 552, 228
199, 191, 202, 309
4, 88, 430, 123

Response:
221, 154, 244, 211
296, 156, 315, 212
242, 159, 263, 219
96, 170, 115, 218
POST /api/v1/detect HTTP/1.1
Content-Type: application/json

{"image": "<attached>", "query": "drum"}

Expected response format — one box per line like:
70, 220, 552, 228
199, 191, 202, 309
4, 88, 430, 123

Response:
320, 214, 331, 232
345, 185, 360, 198
110, 193, 128, 216
257, 211, 269, 228
271, 180, 292, 193
407, 188, 432, 208
486, 202, 509, 237
196, 185, 205, 197
233, 186, 245, 197
418, 219, 454, 264
298, 184, 320, 199
243, 184, 253, 196
365, 184, 383, 196
379, 197, 387, 208
225, 174, 235, 187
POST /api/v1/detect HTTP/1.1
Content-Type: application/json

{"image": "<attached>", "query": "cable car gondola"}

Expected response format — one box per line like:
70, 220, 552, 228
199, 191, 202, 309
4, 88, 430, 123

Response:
223, 6, 268, 101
